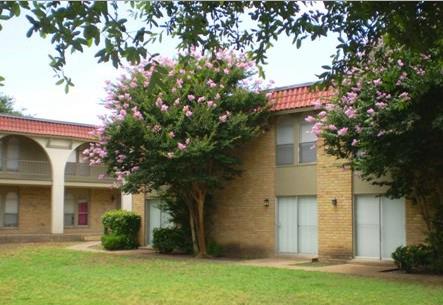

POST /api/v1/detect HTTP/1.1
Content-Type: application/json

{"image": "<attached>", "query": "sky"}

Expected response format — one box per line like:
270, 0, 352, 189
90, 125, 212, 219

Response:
0, 8, 338, 125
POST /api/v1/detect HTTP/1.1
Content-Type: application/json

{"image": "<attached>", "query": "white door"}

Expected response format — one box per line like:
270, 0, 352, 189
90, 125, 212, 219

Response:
278, 197, 298, 253
278, 196, 317, 255
355, 195, 405, 259
381, 197, 405, 259
298, 197, 318, 255
148, 199, 172, 245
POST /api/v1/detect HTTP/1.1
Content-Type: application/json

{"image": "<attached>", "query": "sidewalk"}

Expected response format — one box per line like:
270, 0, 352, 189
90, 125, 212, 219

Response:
68, 242, 443, 285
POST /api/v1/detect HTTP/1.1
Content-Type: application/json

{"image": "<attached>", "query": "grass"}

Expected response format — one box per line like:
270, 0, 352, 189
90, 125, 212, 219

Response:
1, 244, 442, 305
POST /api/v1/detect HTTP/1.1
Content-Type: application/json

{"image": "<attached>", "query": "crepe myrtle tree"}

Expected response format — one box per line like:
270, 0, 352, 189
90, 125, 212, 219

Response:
84, 49, 270, 256
308, 43, 443, 231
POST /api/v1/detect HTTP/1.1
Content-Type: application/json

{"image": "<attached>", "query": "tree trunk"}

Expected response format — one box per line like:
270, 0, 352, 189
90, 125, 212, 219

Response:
194, 194, 207, 257
188, 207, 199, 254
190, 183, 207, 257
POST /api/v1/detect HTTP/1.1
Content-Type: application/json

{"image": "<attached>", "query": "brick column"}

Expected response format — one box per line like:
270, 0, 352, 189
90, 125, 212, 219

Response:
317, 139, 353, 259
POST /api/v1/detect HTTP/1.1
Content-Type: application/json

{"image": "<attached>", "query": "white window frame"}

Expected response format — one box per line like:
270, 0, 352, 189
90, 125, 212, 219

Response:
299, 122, 317, 164
0, 189, 19, 228
276, 119, 294, 165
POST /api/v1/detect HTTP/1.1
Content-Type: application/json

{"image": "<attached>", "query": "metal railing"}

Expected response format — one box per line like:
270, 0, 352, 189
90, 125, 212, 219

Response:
0, 159, 51, 180
0, 159, 113, 183
65, 162, 114, 183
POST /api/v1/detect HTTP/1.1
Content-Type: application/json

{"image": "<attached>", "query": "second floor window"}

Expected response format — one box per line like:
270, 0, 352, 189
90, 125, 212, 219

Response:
299, 123, 317, 163
276, 120, 294, 165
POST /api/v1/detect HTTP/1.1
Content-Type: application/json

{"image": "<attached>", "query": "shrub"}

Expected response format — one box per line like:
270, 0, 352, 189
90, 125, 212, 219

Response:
392, 244, 432, 273
101, 234, 132, 251
207, 241, 223, 257
102, 210, 141, 250
152, 227, 192, 254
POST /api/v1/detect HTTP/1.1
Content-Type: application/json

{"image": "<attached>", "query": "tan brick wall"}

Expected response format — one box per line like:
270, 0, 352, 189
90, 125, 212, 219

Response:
317, 140, 354, 259
0, 186, 51, 234
64, 188, 119, 235
132, 192, 146, 245
208, 125, 276, 258
0, 186, 119, 236
406, 199, 427, 245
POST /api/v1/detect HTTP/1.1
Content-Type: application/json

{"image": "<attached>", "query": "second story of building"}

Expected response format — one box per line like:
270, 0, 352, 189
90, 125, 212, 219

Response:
0, 114, 113, 187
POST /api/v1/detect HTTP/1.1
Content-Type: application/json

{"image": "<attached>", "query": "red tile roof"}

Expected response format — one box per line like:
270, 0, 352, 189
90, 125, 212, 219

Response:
269, 82, 336, 112
0, 114, 95, 140
0, 83, 334, 139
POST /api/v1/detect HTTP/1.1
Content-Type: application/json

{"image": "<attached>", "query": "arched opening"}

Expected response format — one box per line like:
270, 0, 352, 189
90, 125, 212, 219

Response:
64, 143, 111, 182
0, 135, 52, 180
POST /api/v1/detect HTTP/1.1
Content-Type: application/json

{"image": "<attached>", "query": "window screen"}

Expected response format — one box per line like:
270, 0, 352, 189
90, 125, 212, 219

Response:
276, 120, 294, 165
64, 193, 75, 226
299, 123, 317, 163
2, 192, 18, 227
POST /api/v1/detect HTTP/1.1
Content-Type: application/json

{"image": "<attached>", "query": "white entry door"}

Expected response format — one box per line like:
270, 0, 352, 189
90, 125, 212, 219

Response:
278, 197, 318, 255
147, 199, 172, 245
355, 195, 405, 259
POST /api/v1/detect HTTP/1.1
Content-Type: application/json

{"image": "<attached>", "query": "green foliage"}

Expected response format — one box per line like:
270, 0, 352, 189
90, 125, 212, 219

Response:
207, 241, 223, 257
101, 233, 137, 251
101, 210, 141, 250
0, 93, 24, 116
392, 245, 432, 273
152, 227, 192, 254
1, 2, 441, 87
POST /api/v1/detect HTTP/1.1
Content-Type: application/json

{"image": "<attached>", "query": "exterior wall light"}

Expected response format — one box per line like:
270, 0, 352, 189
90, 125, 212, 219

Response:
331, 197, 337, 206
264, 198, 270, 207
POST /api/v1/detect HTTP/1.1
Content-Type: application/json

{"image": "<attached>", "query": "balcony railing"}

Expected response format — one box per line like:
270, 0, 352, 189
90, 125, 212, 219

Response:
65, 162, 114, 183
0, 159, 51, 180
0, 160, 114, 184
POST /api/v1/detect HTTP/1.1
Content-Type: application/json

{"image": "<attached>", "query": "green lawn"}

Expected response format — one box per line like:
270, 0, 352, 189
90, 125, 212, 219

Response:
1, 244, 442, 305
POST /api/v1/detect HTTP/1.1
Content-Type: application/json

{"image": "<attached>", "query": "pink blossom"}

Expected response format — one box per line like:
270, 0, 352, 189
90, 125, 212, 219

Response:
351, 139, 359, 146
367, 108, 375, 115
197, 96, 206, 103
129, 81, 137, 88
185, 138, 191, 145
188, 95, 196, 101
161, 104, 169, 112
207, 100, 215, 107
375, 102, 387, 109
168, 131, 175, 138
305, 115, 316, 123
373, 79, 382, 86
313, 100, 322, 109
328, 124, 337, 131
176, 79, 183, 88
155, 97, 163, 108
398, 92, 410, 101
185, 111, 193, 117
183, 105, 190, 112
174, 98, 180, 105
223, 68, 230, 74
337, 127, 348, 136
177, 142, 187, 150
152, 124, 161, 133
219, 114, 228, 123
318, 111, 327, 117
355, 125, 363, 133
397, 59, 404, 67
344, 107, 357, 118
312, 122, 323, 136
377, 130, 386, 137
207, 79, 217, 88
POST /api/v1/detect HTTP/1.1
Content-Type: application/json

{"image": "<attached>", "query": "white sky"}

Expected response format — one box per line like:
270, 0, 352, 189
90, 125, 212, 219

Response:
0, 10, 337, 124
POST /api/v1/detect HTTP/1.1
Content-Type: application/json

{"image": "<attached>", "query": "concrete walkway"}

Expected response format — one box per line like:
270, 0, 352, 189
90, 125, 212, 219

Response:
68, 242, 443, 285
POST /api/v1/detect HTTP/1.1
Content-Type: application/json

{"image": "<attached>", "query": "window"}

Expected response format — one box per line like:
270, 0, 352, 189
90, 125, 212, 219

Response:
276, 120, 294, 165
299, 123, 317, 163
0, 191, 19, 227
6, 137, 19, 171
78, 201, 88, 226
64, 191, 89, 227
64, 193, 75, 226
